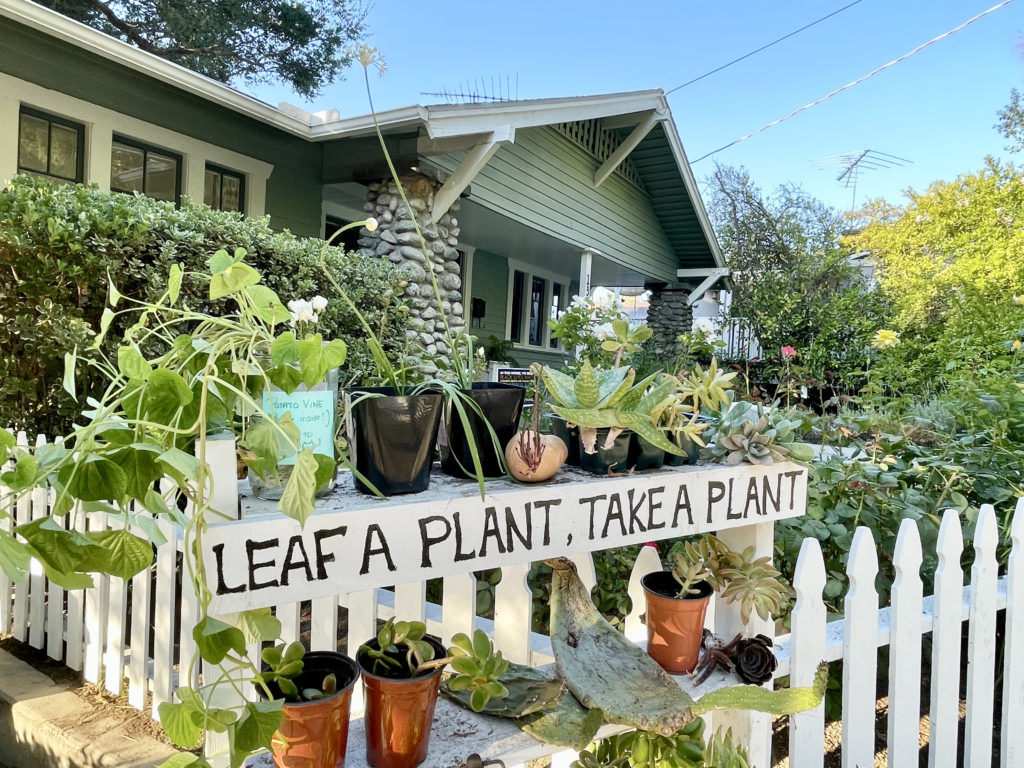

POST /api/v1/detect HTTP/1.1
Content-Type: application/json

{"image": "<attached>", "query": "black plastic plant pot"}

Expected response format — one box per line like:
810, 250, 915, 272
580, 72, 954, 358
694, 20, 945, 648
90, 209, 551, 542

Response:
663, 432, 701, 467
440, 382, 525, 479
579, 427, 632, 475
629, 433, 665, 471
347, 387, 443, 496
549, 415, 581, 467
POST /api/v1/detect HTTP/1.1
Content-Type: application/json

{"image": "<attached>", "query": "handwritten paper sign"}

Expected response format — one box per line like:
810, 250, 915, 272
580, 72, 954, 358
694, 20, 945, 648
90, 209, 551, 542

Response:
204, 462, 807, 614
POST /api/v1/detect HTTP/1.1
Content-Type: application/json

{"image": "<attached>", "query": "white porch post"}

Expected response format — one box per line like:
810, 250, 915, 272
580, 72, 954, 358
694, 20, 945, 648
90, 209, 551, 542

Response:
578, 249, 594, 299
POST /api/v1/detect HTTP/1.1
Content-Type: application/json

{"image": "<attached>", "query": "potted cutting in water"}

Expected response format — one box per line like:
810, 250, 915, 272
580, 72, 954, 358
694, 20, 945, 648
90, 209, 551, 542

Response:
356, 619, 510, 768
641, 534, 789, 674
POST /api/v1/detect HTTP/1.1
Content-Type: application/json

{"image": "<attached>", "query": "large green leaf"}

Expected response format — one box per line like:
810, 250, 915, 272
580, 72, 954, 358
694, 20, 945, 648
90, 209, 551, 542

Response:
238, 608, 282, 644
297, 336, 346, 388
58, 455, 126, 502
270, 332, 299, 368
617, 413, 684, 456
0, 430, 14, 452
157, 753, 201, 768
167, 263, 184, 305
144, 369, 194, 424
277, 449, 318, 526
157, 701, 203, 749
0, 529, 30, 582
232, 700, 283, 755
193, 616, 246, 665
158, 447, 200, 483
88, 528, 153, 580
210, 262, 260, 301
15, 518, 104, 588
240, 415, 300, 479
573, 361, 599, 408
1, 452, 40, 492
110, 444, 164, 501
63, 349, 77, 400
551, 406, 619, 430
117, 344, 151, 381
247, 285, 291, 325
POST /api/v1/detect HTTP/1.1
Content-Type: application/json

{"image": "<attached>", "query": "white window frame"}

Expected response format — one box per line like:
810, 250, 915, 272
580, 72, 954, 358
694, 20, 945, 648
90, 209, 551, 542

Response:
505, 260, 569, 352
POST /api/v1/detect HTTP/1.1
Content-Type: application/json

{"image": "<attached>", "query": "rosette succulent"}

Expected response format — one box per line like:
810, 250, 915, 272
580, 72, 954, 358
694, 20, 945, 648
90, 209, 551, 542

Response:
706, 401, 814, 466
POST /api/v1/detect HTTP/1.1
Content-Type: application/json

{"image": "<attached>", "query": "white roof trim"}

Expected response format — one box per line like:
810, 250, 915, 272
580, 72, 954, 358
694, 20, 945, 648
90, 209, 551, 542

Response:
0, 0, 312, 137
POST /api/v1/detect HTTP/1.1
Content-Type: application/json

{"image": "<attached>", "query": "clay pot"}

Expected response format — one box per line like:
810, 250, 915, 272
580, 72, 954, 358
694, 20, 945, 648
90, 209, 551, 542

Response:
269, 651, 360, 768
642, 571, 713, 674
357, 636, 446, 768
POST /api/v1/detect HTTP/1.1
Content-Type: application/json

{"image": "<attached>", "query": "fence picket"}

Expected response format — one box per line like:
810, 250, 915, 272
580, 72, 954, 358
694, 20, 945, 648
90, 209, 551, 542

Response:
624, 545, 661, 643
11, 433, 29, 643
1002, 499, 1024, 768
887, 518, 924, 767
789, 537, 826, 768
965, 505, 998, 768
178, 530, 200, 690
151, 516, 177, 717
310, 595, 339, 652
27, 435, 48, 650
441, 573, 477, 642
128, 538, 152, 711
346, 588, 378, 715
64, 502, 86, 671
83, 511, 109, 685
45, 478, 65, 660
104, 516, 129, 696
495, 562, 533, 664
277, 602, 301, 645
0, 477, 10, 637
929, 509, 965, 768
394, 581, 426, 624
841, 526, 878, 768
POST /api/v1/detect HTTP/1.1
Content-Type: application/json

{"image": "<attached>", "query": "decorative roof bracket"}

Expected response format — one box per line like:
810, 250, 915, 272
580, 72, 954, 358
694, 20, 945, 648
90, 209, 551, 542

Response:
676, 267, 731, 306
593, 109, 665, 188
429, 124, 514, 223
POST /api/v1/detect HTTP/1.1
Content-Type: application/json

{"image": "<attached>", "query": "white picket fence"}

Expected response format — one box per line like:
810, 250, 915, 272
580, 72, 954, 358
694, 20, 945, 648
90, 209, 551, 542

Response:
1, 431, 1023, 767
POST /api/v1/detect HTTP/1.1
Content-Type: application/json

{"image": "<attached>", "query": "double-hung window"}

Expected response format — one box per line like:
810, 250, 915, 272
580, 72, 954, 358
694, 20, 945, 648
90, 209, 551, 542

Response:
18, 107, 85, 184
110, 136, 181, 204
507, 265, 569, 350
204, 164, 245, 213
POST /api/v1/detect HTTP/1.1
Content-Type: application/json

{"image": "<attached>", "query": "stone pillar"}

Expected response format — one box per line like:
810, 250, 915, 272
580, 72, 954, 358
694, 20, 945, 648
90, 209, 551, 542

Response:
356, 175, 465, 374
644, 283, 695, 358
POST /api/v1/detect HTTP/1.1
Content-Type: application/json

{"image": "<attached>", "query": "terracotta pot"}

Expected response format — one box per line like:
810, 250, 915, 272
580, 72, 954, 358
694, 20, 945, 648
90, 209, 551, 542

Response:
358, 636, 446, 768
642, 571, 713, 674
269, 651, 360, 768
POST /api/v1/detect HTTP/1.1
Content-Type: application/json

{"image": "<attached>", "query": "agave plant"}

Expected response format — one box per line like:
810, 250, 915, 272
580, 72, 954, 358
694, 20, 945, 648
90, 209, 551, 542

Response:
541, 361, 684, 456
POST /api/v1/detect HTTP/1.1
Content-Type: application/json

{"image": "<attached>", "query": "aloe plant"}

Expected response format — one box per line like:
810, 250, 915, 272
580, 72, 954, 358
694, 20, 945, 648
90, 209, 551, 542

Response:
541, 362, 685, 456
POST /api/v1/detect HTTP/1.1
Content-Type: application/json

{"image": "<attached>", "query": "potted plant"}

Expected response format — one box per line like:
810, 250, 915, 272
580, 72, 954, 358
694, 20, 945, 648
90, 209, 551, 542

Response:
257, 642, 361, 768
660, 358, 737, 467
356, 619, 511, 768
641, 535, 789, 674
704, 400, 815, 465
504, 364, 568, 482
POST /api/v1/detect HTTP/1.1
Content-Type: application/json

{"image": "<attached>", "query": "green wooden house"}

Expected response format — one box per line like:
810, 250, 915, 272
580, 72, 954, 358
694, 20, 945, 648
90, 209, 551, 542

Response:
0, 0, 726, 369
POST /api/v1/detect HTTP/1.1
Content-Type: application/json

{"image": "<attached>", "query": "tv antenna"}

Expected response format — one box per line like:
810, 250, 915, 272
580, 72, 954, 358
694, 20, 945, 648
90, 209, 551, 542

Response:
422, 74, 519, 104
812, 149, 912, 210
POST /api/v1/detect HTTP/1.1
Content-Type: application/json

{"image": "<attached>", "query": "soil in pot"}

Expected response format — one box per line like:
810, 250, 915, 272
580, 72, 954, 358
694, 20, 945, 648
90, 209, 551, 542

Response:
642, 571, 713, 674
439, 383, 525, 479
357, 635, 447, 768
579, 427, 632, 475
629, 434, 665, 471
346, 388, 443, 496
548, 415, 581, 466
264, 651, 360, 768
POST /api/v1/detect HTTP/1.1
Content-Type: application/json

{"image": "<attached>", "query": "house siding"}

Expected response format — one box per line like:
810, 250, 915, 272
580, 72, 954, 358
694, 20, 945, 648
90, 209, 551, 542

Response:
0, 17, 323, 236
469, 249, 508, 341
431, 125, 679, 283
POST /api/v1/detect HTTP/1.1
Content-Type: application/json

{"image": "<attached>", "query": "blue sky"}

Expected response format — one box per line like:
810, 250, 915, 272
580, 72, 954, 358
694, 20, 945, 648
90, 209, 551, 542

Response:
249, 0, 1024, 213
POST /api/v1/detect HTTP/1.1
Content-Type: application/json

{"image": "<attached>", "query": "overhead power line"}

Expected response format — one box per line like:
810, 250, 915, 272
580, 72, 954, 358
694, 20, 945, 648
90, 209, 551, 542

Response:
666, 0, 864, 95
691, 0, 1015, 164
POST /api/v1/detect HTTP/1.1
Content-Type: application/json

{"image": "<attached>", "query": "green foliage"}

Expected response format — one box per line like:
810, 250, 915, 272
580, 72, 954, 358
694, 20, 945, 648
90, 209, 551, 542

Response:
0, 175, 404, 436
845, 159, 1024, 393
707, 165, 886, 391
572, 716, 707, 768
41, 0, 367, 98
549, 296, 636, 373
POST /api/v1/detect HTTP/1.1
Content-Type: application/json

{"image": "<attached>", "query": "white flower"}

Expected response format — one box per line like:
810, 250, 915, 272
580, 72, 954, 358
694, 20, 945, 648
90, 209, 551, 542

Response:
693, 317, 717, 341
364, 217, 379, 232
593, 322, 616, 341
570, 295, 589, 310
311, 295, 328, 312
477, 346, 486, 359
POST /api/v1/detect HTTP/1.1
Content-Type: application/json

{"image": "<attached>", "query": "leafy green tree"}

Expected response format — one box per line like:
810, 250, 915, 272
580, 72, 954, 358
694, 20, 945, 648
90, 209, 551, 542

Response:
707, 165, 884, 391
846, 158, 1024, 389
41, 0, 367, 98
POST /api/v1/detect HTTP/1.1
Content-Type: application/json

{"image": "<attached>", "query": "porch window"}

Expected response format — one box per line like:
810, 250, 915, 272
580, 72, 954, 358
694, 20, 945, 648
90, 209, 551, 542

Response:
507, 266, 568, 350
204, 164, 245, 213
111, 137, 181, 204
18, 107, 84, 184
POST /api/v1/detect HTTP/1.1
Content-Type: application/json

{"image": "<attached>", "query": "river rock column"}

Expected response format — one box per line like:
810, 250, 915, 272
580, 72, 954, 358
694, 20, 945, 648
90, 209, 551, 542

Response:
356, 175, 465, 374
644, 283, 694, 359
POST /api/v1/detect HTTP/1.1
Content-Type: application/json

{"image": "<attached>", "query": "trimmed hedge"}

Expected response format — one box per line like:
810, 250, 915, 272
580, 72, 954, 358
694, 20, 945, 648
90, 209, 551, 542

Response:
0, 174, 405, 436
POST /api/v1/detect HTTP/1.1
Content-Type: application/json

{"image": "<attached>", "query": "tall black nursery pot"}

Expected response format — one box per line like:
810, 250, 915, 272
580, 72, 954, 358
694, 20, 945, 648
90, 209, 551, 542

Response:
346, 387, 443, 496
439, 382, 525, 479
579, 427, 632, 475
549, 415, 581, 467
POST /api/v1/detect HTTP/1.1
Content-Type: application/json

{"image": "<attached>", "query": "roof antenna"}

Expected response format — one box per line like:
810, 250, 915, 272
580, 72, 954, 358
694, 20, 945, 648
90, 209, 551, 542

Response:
422, 73, 520, 104
811, 150, 912, 211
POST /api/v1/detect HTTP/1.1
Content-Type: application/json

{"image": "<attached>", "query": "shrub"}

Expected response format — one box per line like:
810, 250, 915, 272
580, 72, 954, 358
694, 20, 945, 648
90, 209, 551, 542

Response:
0, 175, 405, 436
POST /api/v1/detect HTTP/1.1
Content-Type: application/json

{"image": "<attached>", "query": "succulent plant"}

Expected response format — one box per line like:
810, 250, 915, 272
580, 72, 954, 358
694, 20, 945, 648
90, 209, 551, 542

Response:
706, 401, 815, 466
541, 361, 685, 457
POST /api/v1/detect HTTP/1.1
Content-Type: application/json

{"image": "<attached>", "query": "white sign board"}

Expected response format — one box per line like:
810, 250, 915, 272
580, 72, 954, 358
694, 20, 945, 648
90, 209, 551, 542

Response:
204, 462, 807, 614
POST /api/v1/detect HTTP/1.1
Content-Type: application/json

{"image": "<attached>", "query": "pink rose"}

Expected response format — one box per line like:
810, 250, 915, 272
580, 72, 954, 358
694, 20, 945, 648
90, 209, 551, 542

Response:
781, 346, 797, 359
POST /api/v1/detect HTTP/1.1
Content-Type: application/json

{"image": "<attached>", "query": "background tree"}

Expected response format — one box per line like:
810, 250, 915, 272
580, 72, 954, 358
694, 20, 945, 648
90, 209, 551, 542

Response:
846, 158, 1024, 390
708, 164, 884, 392
42, 0, 367, 98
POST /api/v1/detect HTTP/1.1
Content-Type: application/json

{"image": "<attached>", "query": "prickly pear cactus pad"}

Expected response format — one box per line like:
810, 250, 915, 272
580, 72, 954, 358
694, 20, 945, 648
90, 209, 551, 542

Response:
547, 557, 698, 736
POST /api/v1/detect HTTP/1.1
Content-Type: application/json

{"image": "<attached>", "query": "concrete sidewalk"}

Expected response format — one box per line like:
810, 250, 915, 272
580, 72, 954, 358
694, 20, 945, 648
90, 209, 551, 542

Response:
0, 647, 179, 768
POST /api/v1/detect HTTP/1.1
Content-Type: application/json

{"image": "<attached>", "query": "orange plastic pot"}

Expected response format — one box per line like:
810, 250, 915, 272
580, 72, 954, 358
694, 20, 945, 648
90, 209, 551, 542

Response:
269, 651, 360, 768
642, 571, 713, 674
358, 636, 446, 768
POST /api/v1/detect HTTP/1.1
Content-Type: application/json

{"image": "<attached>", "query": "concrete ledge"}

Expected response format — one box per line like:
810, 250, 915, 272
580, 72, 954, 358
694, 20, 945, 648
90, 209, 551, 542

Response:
0, 648, 180, 768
